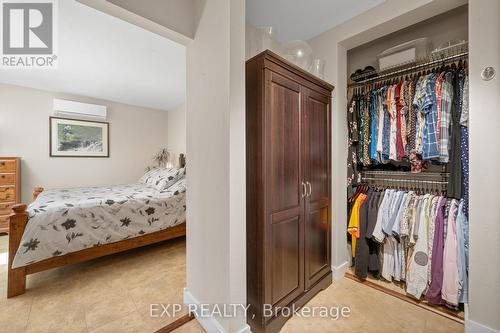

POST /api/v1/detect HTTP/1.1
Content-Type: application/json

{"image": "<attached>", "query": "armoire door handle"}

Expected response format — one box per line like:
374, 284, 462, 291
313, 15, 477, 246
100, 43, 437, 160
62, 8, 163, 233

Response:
301, 182, 307, 198
306, 181, 312, 197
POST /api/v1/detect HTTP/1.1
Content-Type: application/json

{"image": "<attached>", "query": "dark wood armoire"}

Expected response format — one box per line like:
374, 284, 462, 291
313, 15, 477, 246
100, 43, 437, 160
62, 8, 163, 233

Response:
246, 50, 334, 333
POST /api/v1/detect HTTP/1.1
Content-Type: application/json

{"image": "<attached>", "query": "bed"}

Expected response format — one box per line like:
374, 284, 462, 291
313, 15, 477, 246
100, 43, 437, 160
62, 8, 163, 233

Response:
7, 159, 186, 298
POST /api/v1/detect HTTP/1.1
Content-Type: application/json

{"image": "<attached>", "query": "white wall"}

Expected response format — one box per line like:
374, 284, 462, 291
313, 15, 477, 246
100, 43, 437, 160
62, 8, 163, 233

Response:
467, 0, 500, 331
167, 103, 186, 163
0, 84, 169, 202
185, 0, 247, 332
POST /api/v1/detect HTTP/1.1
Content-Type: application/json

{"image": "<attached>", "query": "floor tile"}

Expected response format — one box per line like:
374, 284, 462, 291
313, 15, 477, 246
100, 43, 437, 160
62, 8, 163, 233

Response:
88, 312, 150, 333
83, 291, 136, 331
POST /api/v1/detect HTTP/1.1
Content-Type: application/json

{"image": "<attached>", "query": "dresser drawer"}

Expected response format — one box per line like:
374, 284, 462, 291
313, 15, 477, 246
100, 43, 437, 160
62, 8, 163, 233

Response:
0, 173, 16, 185
0, 160, 16, 173
0, 202, 15, 215
0, 215, 8, 234
0, 186, 16, 202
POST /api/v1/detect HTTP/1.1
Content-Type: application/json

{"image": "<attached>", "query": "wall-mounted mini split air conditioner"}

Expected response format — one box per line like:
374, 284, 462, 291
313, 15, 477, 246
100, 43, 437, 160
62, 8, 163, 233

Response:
53, 99, 107, 120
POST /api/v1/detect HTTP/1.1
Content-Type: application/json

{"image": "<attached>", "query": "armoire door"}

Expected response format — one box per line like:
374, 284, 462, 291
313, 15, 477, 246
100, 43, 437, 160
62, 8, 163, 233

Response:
264, 69, 305, 310
303, 88, 331, 289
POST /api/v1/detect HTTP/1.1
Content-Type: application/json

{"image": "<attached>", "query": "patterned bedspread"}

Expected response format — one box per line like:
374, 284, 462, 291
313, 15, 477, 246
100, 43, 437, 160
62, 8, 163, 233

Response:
12, 179, 186, 268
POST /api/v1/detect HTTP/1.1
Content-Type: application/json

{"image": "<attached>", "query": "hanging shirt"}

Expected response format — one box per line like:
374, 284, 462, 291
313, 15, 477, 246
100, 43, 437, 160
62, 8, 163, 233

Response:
442, 199, 460, 305
357, 97, 365, 164
406, 195, 431, 299
395, 82, 406, 159
435, 72, 446, 146
399, 81, 408, 156
376, 88, 385, 159
400, 192, 416, 237
448, 70, 465, 199
347, 97, 359, 192
439, 72, 454, 162
391, 191, 410, 240
421, 73, 440, 159
426, 196, 447, 304
456, 200, 468, 304
413, 76, 427, 154
348, 193, 367, 257
382, 87, 391, 161
372, 189, 392, 243
370, 91, 379, 160
362, 95, 371, 166
461, 74, 470, 219
427, 195, 439, 283
384, 190, 405, 235
406, 79, 417, 153
388, 85, 398, 160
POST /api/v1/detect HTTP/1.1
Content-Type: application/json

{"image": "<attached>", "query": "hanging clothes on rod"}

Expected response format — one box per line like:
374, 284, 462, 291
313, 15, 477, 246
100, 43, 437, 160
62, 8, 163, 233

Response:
347, 60, 469, 204
347, 183, 469, 307
349, 67, 467, 166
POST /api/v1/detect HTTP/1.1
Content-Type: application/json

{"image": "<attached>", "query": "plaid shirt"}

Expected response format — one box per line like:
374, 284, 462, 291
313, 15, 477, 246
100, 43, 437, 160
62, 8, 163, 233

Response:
420, 74, 440, 159
439, 72, 454, 162
413, 76, 426, 154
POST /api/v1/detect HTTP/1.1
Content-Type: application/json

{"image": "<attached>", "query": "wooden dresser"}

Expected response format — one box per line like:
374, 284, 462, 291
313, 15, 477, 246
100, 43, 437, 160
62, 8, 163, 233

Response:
246, 51, 334, 333
0, 157, 21, 234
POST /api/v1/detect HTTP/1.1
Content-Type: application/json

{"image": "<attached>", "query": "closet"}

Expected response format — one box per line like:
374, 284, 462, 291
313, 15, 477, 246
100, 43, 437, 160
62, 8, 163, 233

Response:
246, 50, 333, 333
345, 6, 469, 322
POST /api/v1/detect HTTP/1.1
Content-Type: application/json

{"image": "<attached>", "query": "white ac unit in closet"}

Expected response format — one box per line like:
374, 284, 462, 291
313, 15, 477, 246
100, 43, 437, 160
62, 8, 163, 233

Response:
53, 99, 107, 120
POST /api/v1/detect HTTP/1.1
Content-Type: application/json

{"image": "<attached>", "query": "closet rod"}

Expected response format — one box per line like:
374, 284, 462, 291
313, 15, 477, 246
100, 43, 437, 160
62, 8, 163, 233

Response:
348, 51, 469, 87
361, 177, 448, 185
361, 171, 449, 177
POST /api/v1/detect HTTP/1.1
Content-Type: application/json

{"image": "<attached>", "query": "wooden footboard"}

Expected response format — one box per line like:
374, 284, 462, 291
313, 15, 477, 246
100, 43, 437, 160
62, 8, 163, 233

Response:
7, 204, 28, 298
7, 187, 186, 298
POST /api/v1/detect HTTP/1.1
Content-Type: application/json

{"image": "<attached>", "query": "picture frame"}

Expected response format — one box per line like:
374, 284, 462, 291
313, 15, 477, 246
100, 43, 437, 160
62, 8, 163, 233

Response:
49, 117, 109, 157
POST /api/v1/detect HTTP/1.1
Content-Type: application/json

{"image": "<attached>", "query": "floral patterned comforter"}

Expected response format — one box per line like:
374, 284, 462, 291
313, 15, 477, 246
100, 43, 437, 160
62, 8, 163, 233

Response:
12, 179, 186, 268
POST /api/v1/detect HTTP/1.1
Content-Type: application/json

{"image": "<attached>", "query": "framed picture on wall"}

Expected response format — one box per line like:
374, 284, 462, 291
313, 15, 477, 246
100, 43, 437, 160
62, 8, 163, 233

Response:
50, 117, 109, 157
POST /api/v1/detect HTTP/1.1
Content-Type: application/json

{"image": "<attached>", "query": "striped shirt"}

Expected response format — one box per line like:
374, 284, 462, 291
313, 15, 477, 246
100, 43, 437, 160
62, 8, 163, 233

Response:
439, 72, 454, 162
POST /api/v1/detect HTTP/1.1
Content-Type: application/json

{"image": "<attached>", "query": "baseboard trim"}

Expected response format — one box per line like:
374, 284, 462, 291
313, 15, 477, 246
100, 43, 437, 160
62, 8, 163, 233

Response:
466, 319, 500, 333
183, 288, 251, 333
332, 260, 349, 281
153, 314, 194, 333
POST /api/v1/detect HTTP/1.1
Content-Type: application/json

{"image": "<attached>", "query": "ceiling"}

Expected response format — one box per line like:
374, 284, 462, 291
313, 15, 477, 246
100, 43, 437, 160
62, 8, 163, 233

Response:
0, 0, 186, 111
246, 0, 386, 43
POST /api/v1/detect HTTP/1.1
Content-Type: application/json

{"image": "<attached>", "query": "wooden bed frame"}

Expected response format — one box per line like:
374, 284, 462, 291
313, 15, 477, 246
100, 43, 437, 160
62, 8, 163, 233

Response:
7, 158, 187, 298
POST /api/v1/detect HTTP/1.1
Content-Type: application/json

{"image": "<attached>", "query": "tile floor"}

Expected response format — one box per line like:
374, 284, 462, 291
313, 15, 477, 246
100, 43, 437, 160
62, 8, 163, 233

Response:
0, 235, 189, 333
281, 277, 464, 333
0, 235, 463, 333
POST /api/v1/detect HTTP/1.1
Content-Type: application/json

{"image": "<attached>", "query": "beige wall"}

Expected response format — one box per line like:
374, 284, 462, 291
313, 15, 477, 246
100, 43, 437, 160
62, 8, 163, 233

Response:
167, 103, 186, 163
106, 0, 204, 39
468, 0, 500, 331
347, 5, 468, 75
185, 0, 247, 331
0, 84, 169, 203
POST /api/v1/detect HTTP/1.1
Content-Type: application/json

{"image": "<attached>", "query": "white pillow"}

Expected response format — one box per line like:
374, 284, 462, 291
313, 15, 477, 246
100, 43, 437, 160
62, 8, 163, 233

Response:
140, 167, 185, 191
